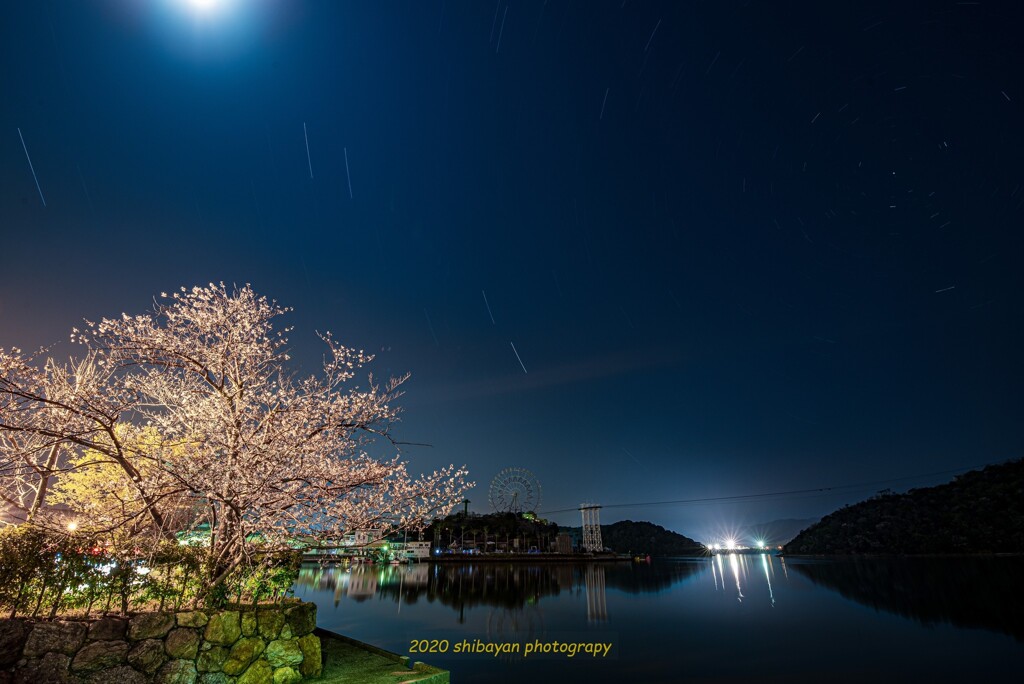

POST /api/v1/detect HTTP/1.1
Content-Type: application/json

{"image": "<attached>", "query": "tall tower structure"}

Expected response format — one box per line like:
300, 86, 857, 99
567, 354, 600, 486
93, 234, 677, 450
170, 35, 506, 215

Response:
580, 503, 603, 552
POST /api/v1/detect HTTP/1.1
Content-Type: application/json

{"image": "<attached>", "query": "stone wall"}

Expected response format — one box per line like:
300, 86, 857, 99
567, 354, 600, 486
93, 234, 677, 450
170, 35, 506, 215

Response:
0, 602, 322, 684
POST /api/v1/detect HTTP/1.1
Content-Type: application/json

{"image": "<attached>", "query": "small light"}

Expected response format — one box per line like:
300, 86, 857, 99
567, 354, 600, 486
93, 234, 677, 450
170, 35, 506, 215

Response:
725, 538, 737, 550
67, 522, 78, 532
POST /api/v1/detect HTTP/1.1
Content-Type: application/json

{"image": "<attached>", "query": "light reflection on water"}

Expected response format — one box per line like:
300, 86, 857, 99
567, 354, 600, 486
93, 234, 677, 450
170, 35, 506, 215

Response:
762, 552, 775, 606
293, 556, 1023, 682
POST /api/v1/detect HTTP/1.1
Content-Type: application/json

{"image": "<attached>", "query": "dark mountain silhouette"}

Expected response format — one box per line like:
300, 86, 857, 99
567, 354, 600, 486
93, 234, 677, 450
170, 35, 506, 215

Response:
561, 520, 704, 556
742, 518, 819, 545
785, 460, 1024, 554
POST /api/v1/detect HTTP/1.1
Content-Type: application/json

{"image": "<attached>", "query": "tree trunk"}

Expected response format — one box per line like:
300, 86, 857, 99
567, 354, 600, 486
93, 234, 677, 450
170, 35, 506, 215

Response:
26, 443, 60, 524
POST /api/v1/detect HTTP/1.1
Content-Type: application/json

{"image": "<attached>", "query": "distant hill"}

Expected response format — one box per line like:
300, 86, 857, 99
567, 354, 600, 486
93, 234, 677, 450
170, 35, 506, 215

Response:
741, 518, 819, 545
562, 520, 704, 556
785, 460, 1024, 554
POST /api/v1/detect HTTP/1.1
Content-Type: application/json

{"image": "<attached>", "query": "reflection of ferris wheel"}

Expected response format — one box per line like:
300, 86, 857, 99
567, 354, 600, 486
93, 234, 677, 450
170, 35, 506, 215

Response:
489, 468, 542, 513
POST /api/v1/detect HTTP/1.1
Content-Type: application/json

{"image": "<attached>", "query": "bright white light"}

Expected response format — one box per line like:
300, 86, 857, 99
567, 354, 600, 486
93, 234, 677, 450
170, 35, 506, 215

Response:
150, 0, 265, 62
725, 538, 737, 550
185, 0, 218, 12
176, 0, 236, 21
755, 539, 766, 549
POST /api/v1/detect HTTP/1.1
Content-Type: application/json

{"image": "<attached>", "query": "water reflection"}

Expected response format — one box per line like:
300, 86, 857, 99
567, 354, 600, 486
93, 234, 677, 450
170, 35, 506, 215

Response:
709, 553, 786, 606
294, 559, 704, 622
293, 557, 1023, 681
761, 553, 775, 606
601, 559, 706, 594
585, 565, 607, 622
729, 553, 744, 602
788, 556, 1024, 641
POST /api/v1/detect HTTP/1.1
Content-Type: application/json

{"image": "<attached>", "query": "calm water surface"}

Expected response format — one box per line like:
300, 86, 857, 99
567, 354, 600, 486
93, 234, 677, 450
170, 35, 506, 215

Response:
292, 556, 1023, 682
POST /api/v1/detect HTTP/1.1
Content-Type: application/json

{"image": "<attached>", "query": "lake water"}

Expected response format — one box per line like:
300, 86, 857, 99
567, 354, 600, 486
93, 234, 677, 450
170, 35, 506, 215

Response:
292, 556, 1023, 682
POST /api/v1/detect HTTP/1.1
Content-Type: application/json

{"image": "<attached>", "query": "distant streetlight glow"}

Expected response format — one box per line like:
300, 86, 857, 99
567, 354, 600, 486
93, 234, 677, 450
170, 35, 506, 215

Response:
67, 521, 78, 532
725, 538, 737, 550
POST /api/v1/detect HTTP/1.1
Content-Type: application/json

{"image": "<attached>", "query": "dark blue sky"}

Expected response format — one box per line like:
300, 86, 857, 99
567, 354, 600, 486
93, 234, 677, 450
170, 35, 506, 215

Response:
2, 1, 1022, 542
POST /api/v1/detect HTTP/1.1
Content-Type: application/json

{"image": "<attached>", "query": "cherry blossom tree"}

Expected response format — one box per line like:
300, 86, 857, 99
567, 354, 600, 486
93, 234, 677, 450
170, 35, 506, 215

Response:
0, 283, 470, 592
0, 349, 135, 529
0, 430, 65, 525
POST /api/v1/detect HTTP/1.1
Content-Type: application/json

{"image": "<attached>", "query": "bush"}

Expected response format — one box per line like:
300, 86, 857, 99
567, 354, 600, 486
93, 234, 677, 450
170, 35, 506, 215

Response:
0, 526, 301, 617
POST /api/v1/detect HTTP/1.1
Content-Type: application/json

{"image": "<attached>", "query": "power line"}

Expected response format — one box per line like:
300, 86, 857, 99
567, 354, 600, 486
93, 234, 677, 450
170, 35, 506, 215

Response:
537, 461, 1008, 515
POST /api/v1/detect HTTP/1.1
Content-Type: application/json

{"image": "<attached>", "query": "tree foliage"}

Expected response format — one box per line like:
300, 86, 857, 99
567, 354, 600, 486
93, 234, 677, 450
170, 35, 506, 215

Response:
784, 460, 1024, 554
0, 525, 300, 617
0, 283, 471, 603
427, 512, 559, 551
559, 520, 703, 556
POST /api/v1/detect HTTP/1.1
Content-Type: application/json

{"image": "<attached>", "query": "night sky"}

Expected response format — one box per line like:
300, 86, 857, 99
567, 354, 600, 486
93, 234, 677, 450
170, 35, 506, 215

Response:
2, 1, 1022, 542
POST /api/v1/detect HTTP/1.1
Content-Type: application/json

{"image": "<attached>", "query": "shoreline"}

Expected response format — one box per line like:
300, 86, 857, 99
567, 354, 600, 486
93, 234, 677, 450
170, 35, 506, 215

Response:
781, 552, 1024, 558
304, 552, 710, 564
313, 628, 448, 683
429, 553, 631, 563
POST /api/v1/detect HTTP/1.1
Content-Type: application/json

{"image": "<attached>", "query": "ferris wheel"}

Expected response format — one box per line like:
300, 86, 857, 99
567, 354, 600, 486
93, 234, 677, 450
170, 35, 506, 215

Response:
488, 467, 542, 514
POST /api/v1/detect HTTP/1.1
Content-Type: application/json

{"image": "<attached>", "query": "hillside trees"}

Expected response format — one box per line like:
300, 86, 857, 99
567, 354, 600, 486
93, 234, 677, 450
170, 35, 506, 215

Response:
784, 460, 1024, 554
0, 283, 470, 600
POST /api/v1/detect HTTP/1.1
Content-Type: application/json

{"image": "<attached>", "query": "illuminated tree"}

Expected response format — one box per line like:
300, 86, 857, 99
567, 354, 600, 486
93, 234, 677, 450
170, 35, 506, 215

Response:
0, 283, 470, 595
0, 430, 65, 526
48, 426, 198, 537
0, 351, 130, 530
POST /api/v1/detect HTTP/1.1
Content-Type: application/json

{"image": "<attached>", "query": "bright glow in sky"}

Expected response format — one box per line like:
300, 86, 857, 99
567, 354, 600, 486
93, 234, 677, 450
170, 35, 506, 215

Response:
167, 0, 242, 27
5, 1, 1022, 540
182, 0, 227, 17
147, 0, 266, 62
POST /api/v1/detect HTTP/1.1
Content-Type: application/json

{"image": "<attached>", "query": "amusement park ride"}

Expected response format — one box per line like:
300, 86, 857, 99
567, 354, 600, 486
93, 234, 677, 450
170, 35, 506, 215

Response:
305, 467, 609, 563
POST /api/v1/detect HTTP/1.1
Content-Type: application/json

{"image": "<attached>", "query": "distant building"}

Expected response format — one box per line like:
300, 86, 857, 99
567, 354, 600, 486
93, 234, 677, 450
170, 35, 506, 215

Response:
404, 541, 431, 560
353, 529, 382, 546
556, 532, 574, 554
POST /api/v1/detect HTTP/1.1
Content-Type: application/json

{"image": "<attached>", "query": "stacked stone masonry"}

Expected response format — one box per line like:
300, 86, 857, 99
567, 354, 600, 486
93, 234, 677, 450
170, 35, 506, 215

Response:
0, 602, 322, 684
